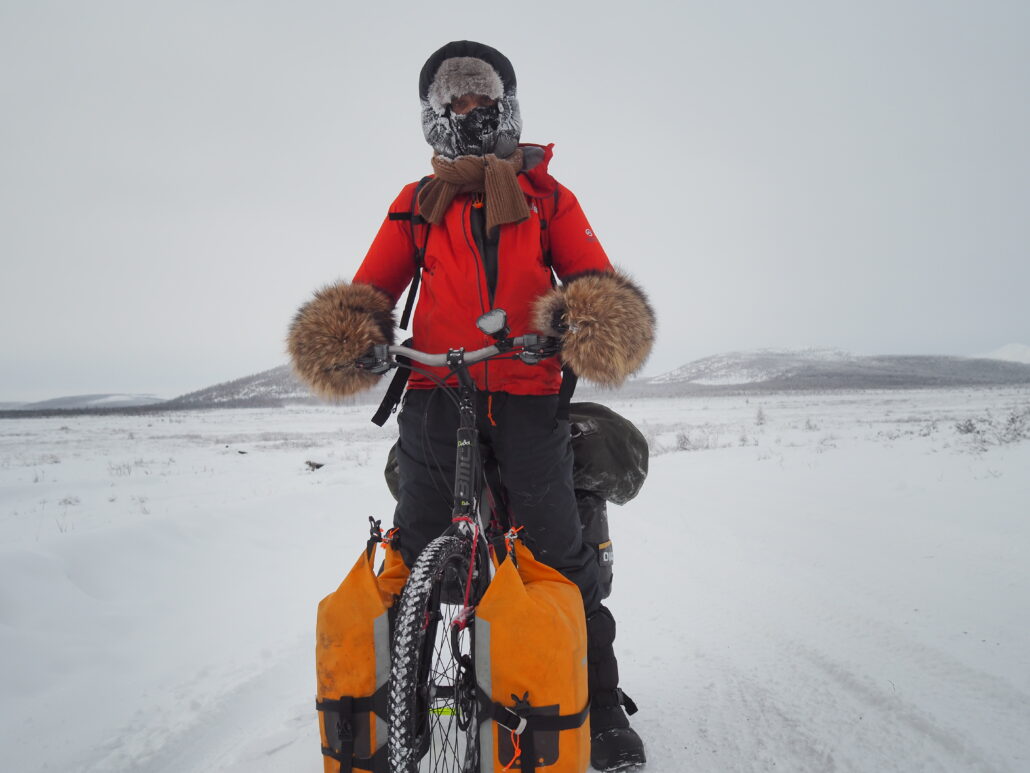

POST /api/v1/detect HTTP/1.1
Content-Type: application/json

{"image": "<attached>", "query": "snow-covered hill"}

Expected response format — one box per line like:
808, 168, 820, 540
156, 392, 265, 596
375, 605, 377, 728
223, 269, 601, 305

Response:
8, 349, 1030, 417
979, 343, 1030, 364
14, 393, 167, 410
164, 365, 389, 409
166, 351, 1030, 408
649, 349, 854, 385
164, 365, 312, 408
644, 350, 1030, 392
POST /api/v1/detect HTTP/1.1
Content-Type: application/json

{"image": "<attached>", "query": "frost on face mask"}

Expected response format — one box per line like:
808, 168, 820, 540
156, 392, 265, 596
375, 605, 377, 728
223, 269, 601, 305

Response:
422, 94, 522, 159
449, 105, 500, 156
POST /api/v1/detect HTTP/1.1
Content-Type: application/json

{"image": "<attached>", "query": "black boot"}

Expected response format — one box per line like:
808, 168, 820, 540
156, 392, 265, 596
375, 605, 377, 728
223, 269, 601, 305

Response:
587, 606, 645, 771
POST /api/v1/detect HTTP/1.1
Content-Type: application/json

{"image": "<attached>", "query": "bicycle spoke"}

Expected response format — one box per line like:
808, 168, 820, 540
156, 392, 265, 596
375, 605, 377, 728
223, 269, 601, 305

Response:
424, 602, 475, 772
389, 537, 481, 773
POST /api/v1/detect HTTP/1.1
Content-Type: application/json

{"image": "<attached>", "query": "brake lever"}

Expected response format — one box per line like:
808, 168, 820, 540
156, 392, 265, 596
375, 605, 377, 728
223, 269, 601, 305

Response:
517, 334, 560, 365
353, 344, 393, 374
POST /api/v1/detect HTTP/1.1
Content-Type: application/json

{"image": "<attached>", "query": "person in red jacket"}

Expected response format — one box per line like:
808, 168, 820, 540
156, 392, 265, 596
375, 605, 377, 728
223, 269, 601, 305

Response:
289, 41, 653, 771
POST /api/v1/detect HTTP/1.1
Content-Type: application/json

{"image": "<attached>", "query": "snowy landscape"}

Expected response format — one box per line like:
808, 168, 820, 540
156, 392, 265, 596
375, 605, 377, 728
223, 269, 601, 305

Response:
2, 381, 1029, 772
4, 1, 1028, 770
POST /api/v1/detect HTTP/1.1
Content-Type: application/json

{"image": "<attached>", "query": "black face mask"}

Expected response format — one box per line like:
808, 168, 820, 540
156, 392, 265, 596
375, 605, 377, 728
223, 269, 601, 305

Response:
447, 104, 501, 156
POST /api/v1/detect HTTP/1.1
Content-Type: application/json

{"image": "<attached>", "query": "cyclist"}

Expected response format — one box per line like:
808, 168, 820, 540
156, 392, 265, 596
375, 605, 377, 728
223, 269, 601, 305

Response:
290, 40, 654, 771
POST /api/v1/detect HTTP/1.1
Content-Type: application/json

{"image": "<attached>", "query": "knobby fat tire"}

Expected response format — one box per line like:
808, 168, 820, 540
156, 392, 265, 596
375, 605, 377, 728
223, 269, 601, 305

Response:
388, 535, 479, 773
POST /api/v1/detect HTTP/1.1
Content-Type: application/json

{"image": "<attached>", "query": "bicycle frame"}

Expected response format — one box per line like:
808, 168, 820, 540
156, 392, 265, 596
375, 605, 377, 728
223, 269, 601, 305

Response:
357, 330, 559, 598
449, 356, 482, 525
364, 328, 558, 773
441, 351, 492, 610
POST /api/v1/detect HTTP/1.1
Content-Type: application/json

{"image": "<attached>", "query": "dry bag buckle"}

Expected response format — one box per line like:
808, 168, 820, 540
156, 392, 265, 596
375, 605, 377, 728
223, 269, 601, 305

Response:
497, 707, 528, 735
503, 526, 524, 555
365, 517, 383, 557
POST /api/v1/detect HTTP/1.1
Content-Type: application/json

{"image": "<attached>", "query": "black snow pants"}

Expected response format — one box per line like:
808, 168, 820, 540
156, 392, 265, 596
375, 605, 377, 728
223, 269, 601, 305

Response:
392, 387, 602, 613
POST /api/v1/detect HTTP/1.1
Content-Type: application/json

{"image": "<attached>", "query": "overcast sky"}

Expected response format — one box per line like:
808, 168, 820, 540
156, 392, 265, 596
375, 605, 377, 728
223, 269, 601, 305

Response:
1, 0, 1028, 401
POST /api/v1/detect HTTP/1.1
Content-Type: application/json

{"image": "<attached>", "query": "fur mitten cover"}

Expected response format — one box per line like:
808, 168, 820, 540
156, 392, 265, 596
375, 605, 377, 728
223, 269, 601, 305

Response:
287, 282, 395, 398
532, 271, 655, 387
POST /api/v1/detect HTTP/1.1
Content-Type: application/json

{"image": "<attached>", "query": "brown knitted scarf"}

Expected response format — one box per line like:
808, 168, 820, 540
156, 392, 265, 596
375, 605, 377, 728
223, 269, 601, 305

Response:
418, 149, 530, 234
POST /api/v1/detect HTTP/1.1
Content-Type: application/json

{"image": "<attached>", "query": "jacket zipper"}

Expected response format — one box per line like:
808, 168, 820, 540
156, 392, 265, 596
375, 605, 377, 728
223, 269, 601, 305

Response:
461, 197, 491, 391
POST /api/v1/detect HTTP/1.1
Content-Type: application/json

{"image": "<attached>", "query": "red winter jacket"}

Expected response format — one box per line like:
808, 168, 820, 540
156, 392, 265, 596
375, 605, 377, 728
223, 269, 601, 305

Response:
353, 144, 613, 395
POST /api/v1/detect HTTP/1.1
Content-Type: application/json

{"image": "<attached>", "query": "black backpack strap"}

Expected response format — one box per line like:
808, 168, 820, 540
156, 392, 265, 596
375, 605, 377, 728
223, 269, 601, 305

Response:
398, 176, 433, 330
371, 338, 413, 426
537, 187, 561, 287
556, 365, 578, 422
538, 188, 575, 423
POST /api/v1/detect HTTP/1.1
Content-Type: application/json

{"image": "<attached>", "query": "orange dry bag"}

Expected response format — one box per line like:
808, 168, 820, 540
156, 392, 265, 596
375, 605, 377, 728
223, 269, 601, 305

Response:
475, 539, 590, 773
315, 535, 408, 773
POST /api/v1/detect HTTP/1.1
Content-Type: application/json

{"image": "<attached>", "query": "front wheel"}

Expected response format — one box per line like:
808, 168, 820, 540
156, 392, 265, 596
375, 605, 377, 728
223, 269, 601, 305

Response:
388, 535, 482, 773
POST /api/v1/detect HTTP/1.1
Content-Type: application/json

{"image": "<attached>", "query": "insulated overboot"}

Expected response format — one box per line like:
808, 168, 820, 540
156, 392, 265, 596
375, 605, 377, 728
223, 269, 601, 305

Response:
587, 606, 645, 771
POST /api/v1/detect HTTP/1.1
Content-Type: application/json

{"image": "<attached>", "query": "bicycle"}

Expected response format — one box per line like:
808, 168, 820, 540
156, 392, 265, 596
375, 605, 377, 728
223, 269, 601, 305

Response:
349, 309, 560, 773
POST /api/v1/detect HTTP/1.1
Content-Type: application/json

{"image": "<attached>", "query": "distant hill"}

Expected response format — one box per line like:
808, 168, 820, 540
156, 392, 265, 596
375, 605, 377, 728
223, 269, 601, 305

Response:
163, 366, 310, 408
9, 393, 166, 411
167, 350, 1030, 407
648, 349, 853, 386
979, 343, 1030, 365
163, 365, 390, 409
636, 350, 1030, 395
5, 349, 1030, 419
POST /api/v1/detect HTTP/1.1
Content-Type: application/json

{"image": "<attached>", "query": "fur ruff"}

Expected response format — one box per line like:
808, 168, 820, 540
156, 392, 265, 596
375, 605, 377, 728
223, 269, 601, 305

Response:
532, 271, 656, 387
427, 57, 504, 115
287, 282, 394, 399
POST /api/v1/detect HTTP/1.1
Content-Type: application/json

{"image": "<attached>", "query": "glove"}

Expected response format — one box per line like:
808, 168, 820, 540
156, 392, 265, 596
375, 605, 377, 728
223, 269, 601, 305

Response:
532, 270, 655, 387
287, 281, 395, 398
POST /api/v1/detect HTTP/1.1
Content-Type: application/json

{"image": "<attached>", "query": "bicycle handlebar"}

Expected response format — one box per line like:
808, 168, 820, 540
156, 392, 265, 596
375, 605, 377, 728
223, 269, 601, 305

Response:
349, 334, 560, 375
390, 335, 556, 367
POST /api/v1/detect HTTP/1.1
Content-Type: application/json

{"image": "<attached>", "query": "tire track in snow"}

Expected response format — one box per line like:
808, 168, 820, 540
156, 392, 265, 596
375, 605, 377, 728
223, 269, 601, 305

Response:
793, 644, 1005, 773
81, 639, 320, 773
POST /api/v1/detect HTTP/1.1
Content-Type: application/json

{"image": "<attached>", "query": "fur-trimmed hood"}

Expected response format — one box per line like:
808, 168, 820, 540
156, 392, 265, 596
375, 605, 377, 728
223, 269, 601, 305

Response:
419, 40, 522, 159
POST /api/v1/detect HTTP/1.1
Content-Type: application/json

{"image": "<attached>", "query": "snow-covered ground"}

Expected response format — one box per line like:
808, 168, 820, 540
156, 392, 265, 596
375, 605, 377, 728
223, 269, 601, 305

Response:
2, 387, 1029, 772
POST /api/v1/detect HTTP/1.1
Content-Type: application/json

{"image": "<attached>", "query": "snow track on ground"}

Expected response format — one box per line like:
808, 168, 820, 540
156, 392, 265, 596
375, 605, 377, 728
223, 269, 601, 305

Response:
2, 390, 1029, 771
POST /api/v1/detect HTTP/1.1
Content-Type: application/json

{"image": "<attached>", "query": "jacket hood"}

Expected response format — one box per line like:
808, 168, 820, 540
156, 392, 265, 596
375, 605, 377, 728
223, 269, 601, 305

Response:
518, 143, 558, 198
419, 41, 516, 110
419, 41, 522, 159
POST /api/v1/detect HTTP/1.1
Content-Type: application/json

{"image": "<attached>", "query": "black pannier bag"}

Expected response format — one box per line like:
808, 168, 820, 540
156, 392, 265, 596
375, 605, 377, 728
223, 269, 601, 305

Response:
563, 402, 649, 506
382, 401, 648, 600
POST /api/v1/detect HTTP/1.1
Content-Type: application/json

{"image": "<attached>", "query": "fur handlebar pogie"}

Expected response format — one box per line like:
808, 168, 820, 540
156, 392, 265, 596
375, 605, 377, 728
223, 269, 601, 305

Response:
287, 282, 395, 398
532, 271, 656, 387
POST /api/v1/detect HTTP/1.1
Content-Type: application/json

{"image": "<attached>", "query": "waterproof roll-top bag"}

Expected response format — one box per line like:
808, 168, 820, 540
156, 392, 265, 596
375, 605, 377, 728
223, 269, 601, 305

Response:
565, 402, 648, 506
315, 541, 409, 773
476, 539, 590, 773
